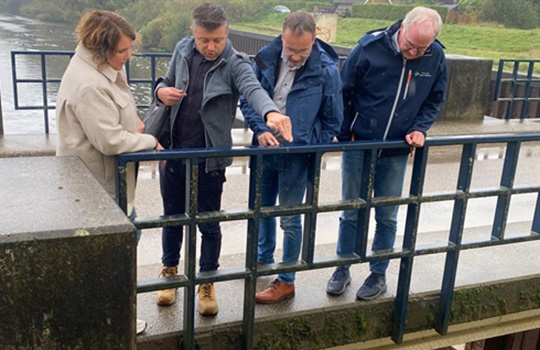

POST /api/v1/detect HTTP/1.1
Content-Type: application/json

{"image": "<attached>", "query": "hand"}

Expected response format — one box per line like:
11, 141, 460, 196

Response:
137, 117, 145, 133
257, 131, 280, 146
157, 87, 187, 106
265, 112, 293, 142
153, 137, 165, 151
405, 131, 425, 147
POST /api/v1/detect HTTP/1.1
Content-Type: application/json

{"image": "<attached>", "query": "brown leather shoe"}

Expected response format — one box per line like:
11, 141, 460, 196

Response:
255, 279, 295, 304
157, 266, 178, 306
198, 283, 218, 316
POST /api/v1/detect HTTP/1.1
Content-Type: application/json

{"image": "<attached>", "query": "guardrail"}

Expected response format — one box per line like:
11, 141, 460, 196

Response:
10, 50, 172, 134
493, 59, 540, 120
116, 134, 540, 349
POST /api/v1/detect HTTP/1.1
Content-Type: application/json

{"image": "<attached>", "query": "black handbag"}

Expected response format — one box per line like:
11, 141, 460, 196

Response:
144, 78, 171, 149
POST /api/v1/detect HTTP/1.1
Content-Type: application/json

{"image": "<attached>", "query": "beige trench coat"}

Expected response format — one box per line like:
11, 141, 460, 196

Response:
56, 44, 156, 206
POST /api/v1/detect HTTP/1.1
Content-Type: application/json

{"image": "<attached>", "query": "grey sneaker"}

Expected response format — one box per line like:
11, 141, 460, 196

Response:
326, 268, 351, 296
356, 273, 387, 300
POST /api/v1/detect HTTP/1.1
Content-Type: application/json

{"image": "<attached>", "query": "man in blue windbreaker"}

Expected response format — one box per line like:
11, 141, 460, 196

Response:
326, 6, 447, 300
241, 10, 343, 304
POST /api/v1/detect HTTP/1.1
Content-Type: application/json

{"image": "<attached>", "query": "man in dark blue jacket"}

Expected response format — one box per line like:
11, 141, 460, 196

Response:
241, 10, 343, 304
326, 7, 447, 300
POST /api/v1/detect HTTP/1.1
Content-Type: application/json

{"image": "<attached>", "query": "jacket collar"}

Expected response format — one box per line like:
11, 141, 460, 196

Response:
75, 44, 125, 82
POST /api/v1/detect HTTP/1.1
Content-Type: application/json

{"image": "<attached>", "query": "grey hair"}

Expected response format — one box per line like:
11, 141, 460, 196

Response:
402, 6, 443, 38
192, 3, 229, 31
282, 10, 316, 37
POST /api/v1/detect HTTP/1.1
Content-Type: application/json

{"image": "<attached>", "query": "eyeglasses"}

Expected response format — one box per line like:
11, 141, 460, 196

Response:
283, 46, 311, 57
401, 32, 430, 53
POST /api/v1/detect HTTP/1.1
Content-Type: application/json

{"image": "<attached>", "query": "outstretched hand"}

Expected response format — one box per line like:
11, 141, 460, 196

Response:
265, 111, 293, 143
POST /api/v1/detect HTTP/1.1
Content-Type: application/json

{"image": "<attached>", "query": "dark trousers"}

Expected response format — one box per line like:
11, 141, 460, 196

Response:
159, 160, 225, 272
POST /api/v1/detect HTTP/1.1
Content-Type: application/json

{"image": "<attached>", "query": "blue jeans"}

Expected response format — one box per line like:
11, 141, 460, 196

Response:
160, 160, 225, 272
257, 154, 309, 284
336, 151, 408, 276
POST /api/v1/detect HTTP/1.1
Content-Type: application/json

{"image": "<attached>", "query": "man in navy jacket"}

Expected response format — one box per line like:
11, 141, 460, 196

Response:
241, 10, 343, 304
327, 6, 447, 300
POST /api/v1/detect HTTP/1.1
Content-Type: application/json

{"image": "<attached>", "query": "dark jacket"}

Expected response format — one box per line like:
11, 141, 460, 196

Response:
339, 20, 447, 155
156, 38, 279, 171
241, 35, 343, 145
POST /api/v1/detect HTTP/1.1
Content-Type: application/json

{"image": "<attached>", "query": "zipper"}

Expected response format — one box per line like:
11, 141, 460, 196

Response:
379, 58, 407, 156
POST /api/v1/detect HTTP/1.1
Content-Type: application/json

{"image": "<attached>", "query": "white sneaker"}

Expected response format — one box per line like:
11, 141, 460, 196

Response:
136, 318, 147, 335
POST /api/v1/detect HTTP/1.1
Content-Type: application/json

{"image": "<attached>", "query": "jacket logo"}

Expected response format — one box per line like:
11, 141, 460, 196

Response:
414, 71, 432, 78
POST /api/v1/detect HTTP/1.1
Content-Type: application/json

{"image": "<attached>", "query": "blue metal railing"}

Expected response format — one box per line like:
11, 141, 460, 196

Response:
10, 50, 348, 134
493, 59, 540, 120
10, 50, 172, 134
116, 133, 540, 349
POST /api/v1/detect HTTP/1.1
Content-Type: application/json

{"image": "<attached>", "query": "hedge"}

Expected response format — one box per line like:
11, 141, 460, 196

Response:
351, 4, 448, 23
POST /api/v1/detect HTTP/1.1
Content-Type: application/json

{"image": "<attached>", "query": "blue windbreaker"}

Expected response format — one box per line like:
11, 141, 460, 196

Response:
339, 20, 447, 155
241, 35, 343, 145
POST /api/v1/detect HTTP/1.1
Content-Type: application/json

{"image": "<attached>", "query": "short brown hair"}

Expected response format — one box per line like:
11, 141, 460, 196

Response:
76, 10, 136, 69
192, 3, 229, 31
282, 10, 316, 37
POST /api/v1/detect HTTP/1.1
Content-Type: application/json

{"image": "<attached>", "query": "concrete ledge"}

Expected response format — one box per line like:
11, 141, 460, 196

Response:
136, 275, 540, 350
0, 156, 137, 350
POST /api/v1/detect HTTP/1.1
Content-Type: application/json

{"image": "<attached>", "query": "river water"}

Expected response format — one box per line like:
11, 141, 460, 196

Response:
0, 11, 169, 134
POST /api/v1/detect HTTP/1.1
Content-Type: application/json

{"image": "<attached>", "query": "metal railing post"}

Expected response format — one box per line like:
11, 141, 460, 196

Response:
0, 86, 4, 135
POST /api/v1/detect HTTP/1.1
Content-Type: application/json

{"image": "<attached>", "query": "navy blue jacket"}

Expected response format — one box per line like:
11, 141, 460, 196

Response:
339, 20, 447, 154
241, 35, 343, 145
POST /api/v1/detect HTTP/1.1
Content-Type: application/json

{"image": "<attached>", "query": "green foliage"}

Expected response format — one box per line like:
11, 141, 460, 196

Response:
351, 4, 448, 23
457, 0, 485, 15
20, 0, 136, 23
119, 0, 169, 31
478, 0, 539, 29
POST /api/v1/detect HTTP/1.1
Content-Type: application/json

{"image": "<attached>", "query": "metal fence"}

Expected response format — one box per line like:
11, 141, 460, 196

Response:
116, 133, 540, 349
10, 50, 172, 134
493, 59, 540, 120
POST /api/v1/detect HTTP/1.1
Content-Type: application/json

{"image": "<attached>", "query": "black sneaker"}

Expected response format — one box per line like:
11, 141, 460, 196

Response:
356, 273, 386, 300
326, 267, 351, 296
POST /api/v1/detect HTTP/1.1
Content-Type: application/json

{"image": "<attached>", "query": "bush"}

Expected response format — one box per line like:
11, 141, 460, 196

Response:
457, 0, 485, 16
478, 0, 539, 29
351, 4, 448, 23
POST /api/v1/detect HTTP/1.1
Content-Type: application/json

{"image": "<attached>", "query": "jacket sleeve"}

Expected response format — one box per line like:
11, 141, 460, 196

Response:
239, 62, 271, 139
318, 63, 344, 143
75, 86, 156, 156
233, 57, 278, 128
154, 41, 181, 101
408, 53, 447, 135
338, 43, 364, 142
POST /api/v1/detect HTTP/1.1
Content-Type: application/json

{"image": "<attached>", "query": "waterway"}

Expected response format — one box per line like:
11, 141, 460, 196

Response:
0, 10, 169, 134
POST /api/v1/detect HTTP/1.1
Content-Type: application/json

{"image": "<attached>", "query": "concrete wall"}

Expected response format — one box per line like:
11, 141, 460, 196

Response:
438, 54, 493, 121
0, 156, 136, 350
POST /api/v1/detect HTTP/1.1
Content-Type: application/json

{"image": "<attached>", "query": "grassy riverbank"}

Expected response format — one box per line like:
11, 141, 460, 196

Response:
233, 15, 540, 71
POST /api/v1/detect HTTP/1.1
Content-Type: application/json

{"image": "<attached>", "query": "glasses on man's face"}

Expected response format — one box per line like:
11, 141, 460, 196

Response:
402, 33, 430, 54
283, 46, 311, 57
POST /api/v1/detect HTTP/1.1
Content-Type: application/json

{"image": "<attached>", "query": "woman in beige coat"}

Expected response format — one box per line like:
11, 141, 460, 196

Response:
56, 10, 162, 212
55, 10, 162, 334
